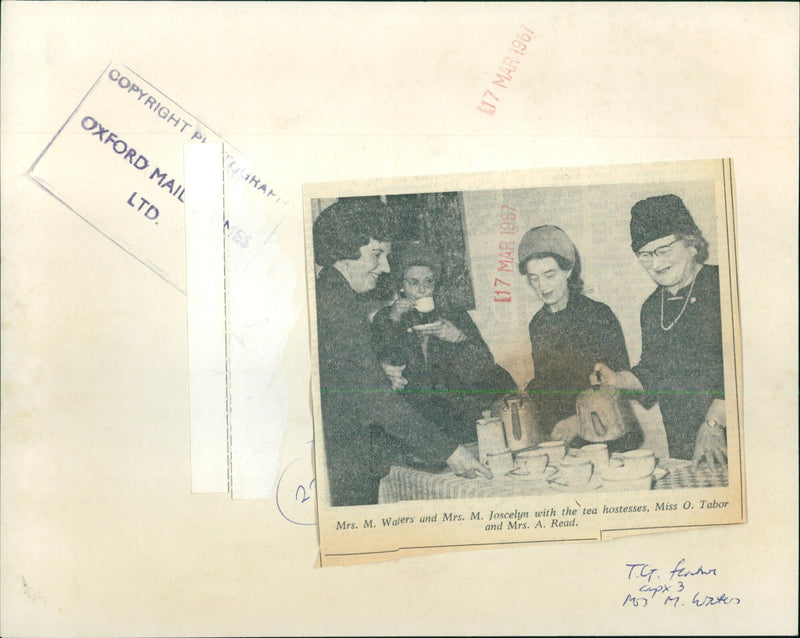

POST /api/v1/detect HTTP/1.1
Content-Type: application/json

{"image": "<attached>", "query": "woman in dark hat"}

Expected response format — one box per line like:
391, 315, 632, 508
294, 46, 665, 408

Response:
371, 244, 516, 444
592, 195, 726, 468
518, 225, 640, 453
313, 199, 490, 506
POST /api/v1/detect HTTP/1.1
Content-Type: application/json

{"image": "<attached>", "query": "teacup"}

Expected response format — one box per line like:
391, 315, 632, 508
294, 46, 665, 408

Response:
620, 449, 656, 477
580, 443, 609, 469
415, 296, 435, 313
604, 449, 656, 480
538, 440, 566, 464
485, 449, 514, 475
514, 449, 548, 476
558, 455, 593, 485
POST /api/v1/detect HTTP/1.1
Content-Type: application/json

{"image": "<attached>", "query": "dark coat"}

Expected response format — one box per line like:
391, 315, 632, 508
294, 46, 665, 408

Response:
315, 267, 459, 506
525, 292, 631, 435
371, 304, 517, 444
633, 264, 725, 459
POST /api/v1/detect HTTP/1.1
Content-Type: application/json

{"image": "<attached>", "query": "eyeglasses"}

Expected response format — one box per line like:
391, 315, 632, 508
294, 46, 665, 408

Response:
403, 277, 436, 288
636, 238, 682, 263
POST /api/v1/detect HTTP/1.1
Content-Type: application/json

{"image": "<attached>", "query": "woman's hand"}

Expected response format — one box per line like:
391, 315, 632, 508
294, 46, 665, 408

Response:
551, 414, 579, 444
692, 399, 727, 470
691, 424, 727, 471
411, 319, 466, 343
590, 364, 644, 392
389, 297, 415, 322
446, 445, 493, 479
380, 362, 408, 391
590, 362, 618, 387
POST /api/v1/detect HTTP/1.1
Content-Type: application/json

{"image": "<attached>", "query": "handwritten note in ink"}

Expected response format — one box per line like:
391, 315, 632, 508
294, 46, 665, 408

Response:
275, 441, 317, 526
622, 559, 742, 609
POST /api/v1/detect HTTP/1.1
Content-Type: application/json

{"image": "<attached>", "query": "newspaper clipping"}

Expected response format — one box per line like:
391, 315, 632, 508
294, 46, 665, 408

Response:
303, 159, 744, 567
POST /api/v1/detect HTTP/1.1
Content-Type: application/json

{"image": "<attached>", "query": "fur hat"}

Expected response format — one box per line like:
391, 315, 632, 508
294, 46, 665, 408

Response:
517, 225, 577, 272
630, 194, 701, 253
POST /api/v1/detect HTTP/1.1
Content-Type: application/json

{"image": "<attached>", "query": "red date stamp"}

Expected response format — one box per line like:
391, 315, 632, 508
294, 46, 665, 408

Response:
494, 204, 517, 302
477, 25, 534, 116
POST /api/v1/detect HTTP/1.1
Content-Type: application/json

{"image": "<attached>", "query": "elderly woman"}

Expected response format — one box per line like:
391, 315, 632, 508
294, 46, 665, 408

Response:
371, 244, 516, 444
313, 199, 490, 506
593, 195, 726, 468
518, 225, 642, 453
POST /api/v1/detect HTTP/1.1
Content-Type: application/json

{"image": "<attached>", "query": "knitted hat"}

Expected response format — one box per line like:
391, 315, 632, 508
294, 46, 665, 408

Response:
517, 225, 577, 272
630, 195, 701, 253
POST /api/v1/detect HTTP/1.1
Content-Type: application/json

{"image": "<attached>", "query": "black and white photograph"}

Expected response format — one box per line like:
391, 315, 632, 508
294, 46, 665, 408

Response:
305, 160, 745, 564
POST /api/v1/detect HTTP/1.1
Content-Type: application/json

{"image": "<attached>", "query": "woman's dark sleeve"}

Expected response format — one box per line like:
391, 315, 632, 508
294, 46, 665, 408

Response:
319, 296, 458, 464
449, 311, 497, 368
371, 306, 406, 363
447, 311, 516, 391
599, 305, 630, 372
695, 271, 726, 400
370, 307, 392, 358
631, 303, 660, 408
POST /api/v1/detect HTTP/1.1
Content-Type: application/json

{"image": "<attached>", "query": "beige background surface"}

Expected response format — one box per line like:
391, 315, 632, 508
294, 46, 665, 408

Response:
1, 2, 797, 635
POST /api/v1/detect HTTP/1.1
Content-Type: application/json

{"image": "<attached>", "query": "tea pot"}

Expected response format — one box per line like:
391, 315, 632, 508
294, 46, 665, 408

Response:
492, 394, 545, 452
575, 384, 636, 443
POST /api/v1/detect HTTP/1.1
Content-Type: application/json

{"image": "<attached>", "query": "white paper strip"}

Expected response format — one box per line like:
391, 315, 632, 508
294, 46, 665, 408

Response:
224, 153, 295, 499
184, 143, 229, 493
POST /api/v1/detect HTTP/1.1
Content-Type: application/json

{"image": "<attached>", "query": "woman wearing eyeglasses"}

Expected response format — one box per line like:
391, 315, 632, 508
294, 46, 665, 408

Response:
518, 225, 641, 453
592, 195, 726, 469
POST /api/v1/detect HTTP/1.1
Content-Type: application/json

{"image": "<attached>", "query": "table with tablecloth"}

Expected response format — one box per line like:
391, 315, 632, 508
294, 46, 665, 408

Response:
378, 457, 729, 504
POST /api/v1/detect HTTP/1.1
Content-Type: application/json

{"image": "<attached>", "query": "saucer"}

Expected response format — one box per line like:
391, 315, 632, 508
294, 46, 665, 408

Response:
508, 466, 558, 482
548, 475, 602, 492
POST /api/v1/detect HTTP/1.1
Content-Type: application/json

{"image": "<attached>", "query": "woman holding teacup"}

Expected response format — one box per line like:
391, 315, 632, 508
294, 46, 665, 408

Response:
592, 195, 726, 469
372, 243, 516, 444
518, 225, 643, 453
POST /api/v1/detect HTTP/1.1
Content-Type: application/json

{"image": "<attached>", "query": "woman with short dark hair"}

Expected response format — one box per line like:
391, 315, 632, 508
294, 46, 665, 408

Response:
313, 198, 491, 506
